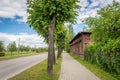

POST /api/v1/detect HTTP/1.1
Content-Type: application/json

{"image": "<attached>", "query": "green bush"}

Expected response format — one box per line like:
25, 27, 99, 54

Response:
84, 38, 120, 79
35, 48, 48, 53
0, 52, 5, 57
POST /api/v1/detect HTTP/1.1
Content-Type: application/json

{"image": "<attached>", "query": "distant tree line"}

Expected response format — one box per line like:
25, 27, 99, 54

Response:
0, 41, 48, 56
0, 41, 5, 56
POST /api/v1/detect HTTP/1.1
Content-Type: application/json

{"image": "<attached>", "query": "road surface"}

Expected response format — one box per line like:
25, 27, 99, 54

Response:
0, 53, 47, 80
59, 53, 100, 80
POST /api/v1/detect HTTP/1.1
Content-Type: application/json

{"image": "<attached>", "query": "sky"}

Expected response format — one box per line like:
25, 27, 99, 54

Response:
0, 0, 120, 48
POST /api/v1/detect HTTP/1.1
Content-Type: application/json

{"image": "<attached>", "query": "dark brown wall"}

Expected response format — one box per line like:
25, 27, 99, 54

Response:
70, 32, 91, 58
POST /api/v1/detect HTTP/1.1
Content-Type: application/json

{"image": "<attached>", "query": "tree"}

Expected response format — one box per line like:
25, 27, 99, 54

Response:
54, 23, 68, 58
27, 0, 80, 75
85, 1, 120, 43
19, 45, 30, 53
7, 42, 17, 56
0, 41, 4, 52
68, 24, 75, 39
65, 24, 75, 53
84, 1, 120, 78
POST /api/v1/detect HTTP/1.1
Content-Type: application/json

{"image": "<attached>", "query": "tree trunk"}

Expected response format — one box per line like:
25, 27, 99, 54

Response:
57, 45, 62, 59
47, 14, 56, 75
53, 45, 56, 64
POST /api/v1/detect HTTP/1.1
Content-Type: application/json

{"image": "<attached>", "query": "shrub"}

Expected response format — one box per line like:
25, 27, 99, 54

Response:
0, 52, 5, 57
84, 38, 120, 79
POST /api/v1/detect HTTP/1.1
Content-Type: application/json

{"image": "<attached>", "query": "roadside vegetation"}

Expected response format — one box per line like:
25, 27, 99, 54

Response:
84, 1, 120, 79
9, 57, 62, 80
0, 52, 43, 61
0, 40, 48, 61
69, 53, 117, 80
27, 0, 80, 75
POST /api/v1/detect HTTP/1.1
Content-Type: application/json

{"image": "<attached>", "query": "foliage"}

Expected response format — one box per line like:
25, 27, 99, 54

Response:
27, 0, 80, 74
68, 24, 75, 39
0, 52, 42, 61
27, 0, 80, 42
0, 41, 4, 52
33, 47, 48, 53
85, 1, 120, 79
0, 52, 5, 57
85, 1, 120, 43
19, 45, 30, 52
54, 23, 68, 58
7, 42, 17, 53
55, 23, 68, 50
65, 24, 75, 53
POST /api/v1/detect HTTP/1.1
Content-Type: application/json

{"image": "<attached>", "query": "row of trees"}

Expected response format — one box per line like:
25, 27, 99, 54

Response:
0, 41, 4, 52
27, 0, 79, 75
84, 1, 120, 79
0, 41, 48, 56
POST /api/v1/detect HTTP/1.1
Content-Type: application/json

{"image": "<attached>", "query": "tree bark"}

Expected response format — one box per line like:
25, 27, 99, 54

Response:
47, 14, 56, 75
57, 45, 63, 59
53, 44, 56, 64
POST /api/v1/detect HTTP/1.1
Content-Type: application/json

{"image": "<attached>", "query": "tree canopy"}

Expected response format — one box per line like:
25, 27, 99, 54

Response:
54, 23, 68, 58
0, 41, 4, 52
85, 1, 120, 43
7, 42, 17, 53
27, 0, 80, 40
27, 0, 80, 75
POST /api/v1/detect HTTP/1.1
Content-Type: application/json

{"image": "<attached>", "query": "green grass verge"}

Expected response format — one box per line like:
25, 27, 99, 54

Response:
69, 53, 117, 80
9, 58, 62, 80
0, 52, 46, 61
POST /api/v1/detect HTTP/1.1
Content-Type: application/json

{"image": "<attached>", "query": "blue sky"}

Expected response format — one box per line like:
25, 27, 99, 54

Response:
0, 17, 36, 35
0, 0, 118, 34
0, 0, 119, 47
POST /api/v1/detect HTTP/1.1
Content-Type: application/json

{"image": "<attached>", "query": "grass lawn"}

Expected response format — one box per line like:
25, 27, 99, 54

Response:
0, 52, 46, 61
69, 53, 117, 80
9, 57, 62, 80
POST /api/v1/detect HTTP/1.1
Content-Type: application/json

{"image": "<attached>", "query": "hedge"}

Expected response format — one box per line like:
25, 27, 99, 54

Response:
84, 38, 120, 79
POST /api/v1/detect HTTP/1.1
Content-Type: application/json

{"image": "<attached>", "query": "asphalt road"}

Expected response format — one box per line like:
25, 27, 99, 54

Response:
0, 53, 47, 80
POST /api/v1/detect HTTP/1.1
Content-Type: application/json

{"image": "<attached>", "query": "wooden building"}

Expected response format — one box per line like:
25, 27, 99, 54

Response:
69, 32, 91, 58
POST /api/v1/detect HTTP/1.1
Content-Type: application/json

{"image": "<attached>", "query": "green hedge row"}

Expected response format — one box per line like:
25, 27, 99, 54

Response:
85, 38, 120, 79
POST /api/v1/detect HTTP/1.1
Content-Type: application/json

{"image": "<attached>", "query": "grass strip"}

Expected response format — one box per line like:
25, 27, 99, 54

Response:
0, 53, 45, 61
69, 53, 117, 80
9, 57, 62, 80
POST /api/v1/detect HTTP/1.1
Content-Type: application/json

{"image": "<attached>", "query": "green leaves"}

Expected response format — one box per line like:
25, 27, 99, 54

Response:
0, 41, 4, 52
84, 1, 120, 79
54, 23, 67, 48
85, 1, 120, 43
27, 0, 80, 44
7, 42, 17, 52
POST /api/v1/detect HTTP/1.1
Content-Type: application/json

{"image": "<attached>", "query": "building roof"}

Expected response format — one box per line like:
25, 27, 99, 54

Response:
69, 32, 91, 44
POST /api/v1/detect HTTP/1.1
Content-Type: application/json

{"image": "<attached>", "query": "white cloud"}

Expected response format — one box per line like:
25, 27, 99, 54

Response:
77, 0, 120, 24
0, 0, 27, 22
0, 0, 120, 24
80, 0, 89, 7
0, 32, 48, 48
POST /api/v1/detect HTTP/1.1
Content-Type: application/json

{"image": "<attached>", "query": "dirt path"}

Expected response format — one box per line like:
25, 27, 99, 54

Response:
59, 53, 100, 80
